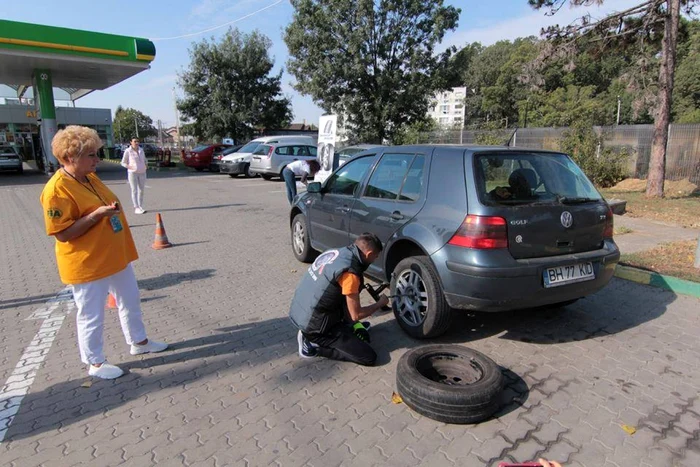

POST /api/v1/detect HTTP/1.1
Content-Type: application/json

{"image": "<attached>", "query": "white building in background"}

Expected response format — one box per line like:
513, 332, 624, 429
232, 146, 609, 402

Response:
428, 86, 466, 127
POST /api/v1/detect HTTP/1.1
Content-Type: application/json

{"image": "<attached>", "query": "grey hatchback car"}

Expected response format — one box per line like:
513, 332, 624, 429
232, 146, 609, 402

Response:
289, 145, 620, 339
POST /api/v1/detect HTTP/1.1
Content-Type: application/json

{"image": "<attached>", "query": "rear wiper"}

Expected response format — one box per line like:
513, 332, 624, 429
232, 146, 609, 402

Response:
558, 196, 598, 205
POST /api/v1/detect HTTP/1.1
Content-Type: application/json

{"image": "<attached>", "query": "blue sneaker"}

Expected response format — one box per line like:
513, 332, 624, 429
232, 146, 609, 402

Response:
297, 330, 318, 359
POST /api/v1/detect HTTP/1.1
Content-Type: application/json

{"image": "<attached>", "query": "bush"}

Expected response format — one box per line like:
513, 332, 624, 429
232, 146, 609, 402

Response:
559, 122, 630, 188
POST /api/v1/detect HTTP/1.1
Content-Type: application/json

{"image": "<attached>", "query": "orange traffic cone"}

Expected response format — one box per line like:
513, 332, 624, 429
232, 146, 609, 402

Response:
152, 213, 173, 249
106, 293, 117, 309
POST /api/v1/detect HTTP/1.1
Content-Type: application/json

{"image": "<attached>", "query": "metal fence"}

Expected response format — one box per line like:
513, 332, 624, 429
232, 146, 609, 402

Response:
420, 124, 700, 183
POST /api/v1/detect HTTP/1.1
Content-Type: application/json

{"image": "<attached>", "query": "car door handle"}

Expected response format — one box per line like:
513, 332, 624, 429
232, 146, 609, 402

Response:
336, 206, 350, 213
390, 211, 404, 221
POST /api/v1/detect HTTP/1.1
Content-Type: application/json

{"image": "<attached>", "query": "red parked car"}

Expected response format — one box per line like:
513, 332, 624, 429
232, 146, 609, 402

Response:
183, 144, 233, 171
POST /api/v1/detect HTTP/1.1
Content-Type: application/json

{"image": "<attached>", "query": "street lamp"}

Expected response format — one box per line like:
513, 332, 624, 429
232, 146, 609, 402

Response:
616, 95, 621, 125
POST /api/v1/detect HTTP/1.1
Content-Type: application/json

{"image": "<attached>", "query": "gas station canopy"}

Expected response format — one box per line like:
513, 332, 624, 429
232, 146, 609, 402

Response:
0, 19, 156, 172
0, 19, 156, 100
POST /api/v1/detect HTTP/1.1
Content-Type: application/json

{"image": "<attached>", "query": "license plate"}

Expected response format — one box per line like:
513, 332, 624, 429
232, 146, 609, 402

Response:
543, 262, 594, 288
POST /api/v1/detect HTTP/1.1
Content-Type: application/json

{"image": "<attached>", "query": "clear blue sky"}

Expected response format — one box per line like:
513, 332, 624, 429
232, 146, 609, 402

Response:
2, 0, 639, 129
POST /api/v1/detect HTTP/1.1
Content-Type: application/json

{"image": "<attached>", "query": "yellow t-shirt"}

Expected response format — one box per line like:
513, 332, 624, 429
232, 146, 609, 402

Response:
40, 170, 138, 285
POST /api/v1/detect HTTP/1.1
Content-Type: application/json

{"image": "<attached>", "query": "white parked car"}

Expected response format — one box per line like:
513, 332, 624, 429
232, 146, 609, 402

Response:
250, 142, 318, 180
220, 135, 315, 178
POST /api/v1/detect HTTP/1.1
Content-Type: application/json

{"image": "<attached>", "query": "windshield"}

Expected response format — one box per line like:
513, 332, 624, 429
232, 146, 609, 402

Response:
475, 152, 602, 206
238, 141, 262, 153
192, 145, 209, 152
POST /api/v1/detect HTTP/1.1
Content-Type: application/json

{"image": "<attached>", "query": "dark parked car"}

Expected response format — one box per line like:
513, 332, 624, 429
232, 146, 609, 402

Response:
290, 145, 619, 339
0, 145, 23, 174
183, 143, 233, 171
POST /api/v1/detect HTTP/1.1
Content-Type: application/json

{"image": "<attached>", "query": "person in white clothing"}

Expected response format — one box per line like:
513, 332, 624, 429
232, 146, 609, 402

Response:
282, 159, 320, 205
120, 137, 148, 214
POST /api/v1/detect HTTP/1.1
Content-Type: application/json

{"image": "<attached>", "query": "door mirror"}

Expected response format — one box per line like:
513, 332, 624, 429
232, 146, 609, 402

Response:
307, 182, 322, 193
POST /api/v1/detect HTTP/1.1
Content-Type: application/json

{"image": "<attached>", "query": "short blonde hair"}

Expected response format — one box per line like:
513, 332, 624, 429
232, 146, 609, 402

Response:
51, 125, 103, 165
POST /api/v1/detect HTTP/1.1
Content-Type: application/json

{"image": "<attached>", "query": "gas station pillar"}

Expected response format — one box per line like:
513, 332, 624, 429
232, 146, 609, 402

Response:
33, 69, 59, 173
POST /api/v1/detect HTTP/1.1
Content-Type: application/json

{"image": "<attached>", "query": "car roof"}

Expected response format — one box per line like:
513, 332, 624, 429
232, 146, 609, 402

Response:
371, 144, 564, 155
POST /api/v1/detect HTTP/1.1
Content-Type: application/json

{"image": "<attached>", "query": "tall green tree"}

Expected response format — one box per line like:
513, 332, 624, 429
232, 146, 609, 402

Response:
284, 0, 460, 144
527, 0, 695, 197
177, 28, 292, 142
673, 19, 700, 122
113, 106, 157, 143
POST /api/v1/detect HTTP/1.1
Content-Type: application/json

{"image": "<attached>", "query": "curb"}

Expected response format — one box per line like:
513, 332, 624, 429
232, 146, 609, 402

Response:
615, 264, 700, 298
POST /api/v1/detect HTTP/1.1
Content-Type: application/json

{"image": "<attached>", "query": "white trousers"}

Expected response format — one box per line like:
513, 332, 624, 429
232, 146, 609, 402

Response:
71, 263, 148, 365
127, 172, 146, 209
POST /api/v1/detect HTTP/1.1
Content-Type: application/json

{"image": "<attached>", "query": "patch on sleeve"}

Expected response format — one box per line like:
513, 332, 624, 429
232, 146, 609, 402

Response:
46, 207, 63, 218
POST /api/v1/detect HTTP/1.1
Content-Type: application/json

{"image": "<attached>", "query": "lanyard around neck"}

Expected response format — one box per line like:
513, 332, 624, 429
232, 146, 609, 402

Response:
62, 169, 109, 206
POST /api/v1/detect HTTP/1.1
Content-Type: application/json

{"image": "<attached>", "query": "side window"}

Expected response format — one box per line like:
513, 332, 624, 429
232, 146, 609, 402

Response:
275, 146, 291, 155
295, 146, 309, 156
363, 153, 414, 200
325, 156, 376, 196
398, 155, 425, 202
308, 146, 317, 157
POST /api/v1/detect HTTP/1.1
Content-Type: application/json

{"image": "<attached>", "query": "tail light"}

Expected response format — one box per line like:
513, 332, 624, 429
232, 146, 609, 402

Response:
266, 146, 274, 157
448, 215, 508, 249
603, 206, 614, 239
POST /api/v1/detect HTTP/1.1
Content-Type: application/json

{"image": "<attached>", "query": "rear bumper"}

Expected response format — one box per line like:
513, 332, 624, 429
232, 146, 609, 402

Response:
0, 162, 22, 171
220, 161, 247, 174
433, 241, 620, 312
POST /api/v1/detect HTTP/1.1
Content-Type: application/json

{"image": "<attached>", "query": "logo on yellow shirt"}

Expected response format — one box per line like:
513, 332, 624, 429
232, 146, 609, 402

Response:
47, 207, 63, 218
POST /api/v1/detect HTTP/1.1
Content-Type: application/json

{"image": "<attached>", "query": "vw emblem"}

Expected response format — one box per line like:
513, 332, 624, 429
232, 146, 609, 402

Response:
515, 235, 523, 244
561, 211, 573, 228
40, 73, 48, 80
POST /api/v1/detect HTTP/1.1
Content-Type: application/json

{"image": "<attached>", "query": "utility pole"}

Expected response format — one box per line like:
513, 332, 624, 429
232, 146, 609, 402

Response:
158, 119, 163, 147
616, 95, 621, 125
172, 87, 182, 148
134, 114, 139, 138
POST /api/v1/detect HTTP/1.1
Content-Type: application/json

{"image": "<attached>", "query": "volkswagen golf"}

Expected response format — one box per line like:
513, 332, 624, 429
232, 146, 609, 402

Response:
289, 145, 620, 339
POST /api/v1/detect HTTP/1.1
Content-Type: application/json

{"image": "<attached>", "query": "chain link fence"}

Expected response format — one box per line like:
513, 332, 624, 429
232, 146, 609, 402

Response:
417, 124, 700, 183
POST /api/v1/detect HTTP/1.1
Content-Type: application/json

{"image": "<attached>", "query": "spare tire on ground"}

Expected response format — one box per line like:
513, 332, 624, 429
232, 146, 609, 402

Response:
396, 344, 504, 424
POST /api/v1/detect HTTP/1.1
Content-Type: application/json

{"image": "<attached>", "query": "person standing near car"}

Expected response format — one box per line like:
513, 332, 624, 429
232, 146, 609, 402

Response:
289, 233, 389, 366
120, 137, 147, 214
40, 126, 168, 379
282, 159, 320, 205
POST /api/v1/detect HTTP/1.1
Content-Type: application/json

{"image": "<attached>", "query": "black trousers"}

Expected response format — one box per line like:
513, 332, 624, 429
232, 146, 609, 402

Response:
305, 323, 376, 366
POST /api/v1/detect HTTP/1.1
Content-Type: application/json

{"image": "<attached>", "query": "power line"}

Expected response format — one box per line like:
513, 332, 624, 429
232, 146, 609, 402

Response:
151, 0, 285, 41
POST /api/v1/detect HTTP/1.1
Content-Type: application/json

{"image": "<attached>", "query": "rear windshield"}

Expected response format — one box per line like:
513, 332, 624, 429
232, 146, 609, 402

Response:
475, 152, 602, 206
192, 145, 209, 152
253, 145, 271, 155
239, 141, 262, 153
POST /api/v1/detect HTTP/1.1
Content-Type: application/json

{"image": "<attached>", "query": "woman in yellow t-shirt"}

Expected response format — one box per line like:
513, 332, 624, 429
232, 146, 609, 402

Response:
40, 126, 168, 380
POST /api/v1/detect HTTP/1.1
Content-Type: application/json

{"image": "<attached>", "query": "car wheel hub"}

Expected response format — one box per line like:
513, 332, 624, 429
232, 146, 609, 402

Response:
395, 269, 429, 327
416, 353, 484, 386
293, 221, 305, 254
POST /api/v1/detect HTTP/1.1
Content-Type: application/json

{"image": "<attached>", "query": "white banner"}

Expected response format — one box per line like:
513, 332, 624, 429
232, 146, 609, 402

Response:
316, 115, 337, 184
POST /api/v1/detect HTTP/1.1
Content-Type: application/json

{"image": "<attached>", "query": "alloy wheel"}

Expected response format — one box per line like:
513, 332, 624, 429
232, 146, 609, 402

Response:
394, 268, 429, 326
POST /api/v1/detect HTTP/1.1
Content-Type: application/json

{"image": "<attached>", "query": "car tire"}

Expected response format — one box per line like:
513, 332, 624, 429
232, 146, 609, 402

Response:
17, 165, 24, 175
195, 167, 204, 172
291, 213, 315, 263
396, 344, 504, 424
261, 174, 273, 181
391, 256, 452, 339
244, 164, 256, 178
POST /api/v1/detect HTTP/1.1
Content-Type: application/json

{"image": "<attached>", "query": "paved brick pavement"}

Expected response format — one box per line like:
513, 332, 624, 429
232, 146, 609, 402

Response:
1, 165, 699, 466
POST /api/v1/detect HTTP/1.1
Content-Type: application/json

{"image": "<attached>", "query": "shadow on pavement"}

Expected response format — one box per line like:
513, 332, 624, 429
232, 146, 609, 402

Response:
137, 269, 216, 291
157, 204, 245, 212
4, 279, 676, 441
0, 292, 61, 311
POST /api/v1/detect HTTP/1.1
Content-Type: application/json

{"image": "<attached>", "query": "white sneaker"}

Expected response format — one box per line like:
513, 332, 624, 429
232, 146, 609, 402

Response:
134, 207, 145, 214
130, 339, 168, 355
88, 362, 124, 379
